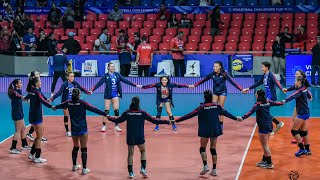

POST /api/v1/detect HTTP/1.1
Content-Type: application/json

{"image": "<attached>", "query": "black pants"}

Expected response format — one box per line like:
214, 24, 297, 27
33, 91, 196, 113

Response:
51, 71, 67, 93
120, 64, 131, 77
138, 65, 150, 77
173, 59, 186, 77
311, 65, 320, 85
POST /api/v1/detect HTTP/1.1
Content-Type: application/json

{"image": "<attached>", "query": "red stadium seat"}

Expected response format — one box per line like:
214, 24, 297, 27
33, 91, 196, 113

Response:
155, 20, 167, 28
185, 42, 198, 51
205, 20, 211, 27
265, 42, 273, 56
134, 14, 145, 21
201, 35, 213, 43
190, 28, 202, 36
45, 21, 51, 28
175, 14, 182, 21
245, 13, 256, 21
108, 43, 116, 51
131, 21, 142, 28
66, 29, 77, 36
281, 21, 293, 32
193, 20, 206, 28
255, 27, 267, 35
74, 36, 85, 44
82, 21, 93, 29
214, 35, 226, 43
256, 20, 268, 28
30, 14, 38, 21
107, 21, 118, 29
119, 21, 130, 29
90, 28, 102, 36
162, 35, 174, 43
285, 43, 292, 49
146, 14, 158, 21
150, 42, 159, 50
308, 27, 318, 39
187, 14, 195, 20
188, 35, 200, 43
57, 43, 63, 51
111, 36, 118, 44
307, 13, 318, 21
86, 36, 97, 44
159, 43, 170, 51
78, 29, 89, 36
127, 28, 139, 36
178, 28, 190, 36
143, 21, 155, 28
306, 43, 316, 52
149, 35, 161, 43
252, 43, 264, 56
266, 35, 276, 43
203, 28, 211, 35
282, 13, 293, 21
199, 42, 211, 51
268, 27, 280, 36
87, 13, 97, 21
75, 21, 81, 29
195, 14, 207, 21
81, 43, 93, 51
140, 29, 152, 36
34, 21, 45, 29
238, 42, 251, 52
165, 28, 177, 36
230, 20, 242, 28
227, 35, 239, 43
243, 21, 255, 29
270, 13, 281, 21
225, 42, 238, 51
44, 29, 53, 36
269, 20, 280, 29
228, 27, 241, 36
232, 13, 244, 21
221, 14, 231, 22
123, 14, 133, 21
253, 35, 265, 43
60, 35, 68, 40
307, 20, 318, 29
257, 13, 268, 20
98, 14, 108, 21
240, 35, 252, 43
219, 21, 230, 29
211, 42, 224, 52
295, 13, 306, 20
54, 28, 65, 36
39, 14, 47, 21
294, 19, 306, 28
153, 28, 165, 36
95, 21, 106, 29
242, 27, 254, 35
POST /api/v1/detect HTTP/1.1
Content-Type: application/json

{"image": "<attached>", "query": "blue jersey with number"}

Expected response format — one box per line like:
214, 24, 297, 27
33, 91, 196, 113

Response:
263, 73, 272, 99
110, 73, 118, 97
68, 83, 75, 100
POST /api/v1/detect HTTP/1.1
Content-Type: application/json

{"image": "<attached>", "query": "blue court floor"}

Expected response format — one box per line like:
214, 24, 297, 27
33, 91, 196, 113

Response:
1, 87, 319, 142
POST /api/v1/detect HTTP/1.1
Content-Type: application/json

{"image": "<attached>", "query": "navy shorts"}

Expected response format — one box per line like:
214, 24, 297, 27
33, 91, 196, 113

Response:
127, 137, 145, 146
213, 92, 227, 96
72, 130, 88, 136
105, 92, 119, 100
30, 121, 42, 125
12, 111, 24, 121
161, 98, 171, 103
297, 114, 310, 120
258, 125, 273, 134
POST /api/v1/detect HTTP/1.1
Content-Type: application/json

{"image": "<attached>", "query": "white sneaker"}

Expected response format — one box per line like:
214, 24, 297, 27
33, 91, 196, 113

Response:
128, 172, 135, 179
41, 137, 48, 142
34, 157, 47, 163
9, 149, 21, 154
22, 145, 32, 150
27, 134, 35, 141
140, 167, 148, 177
273, 122, 284, 134
28, 153, 35, 160
72, 164, 81, 171
101, 125, 106, 132
210, 169, 217, 176
66, 132, 72, 137
82, 168, 91, 175
115, 125, 122, 132
200, 165, 210, 175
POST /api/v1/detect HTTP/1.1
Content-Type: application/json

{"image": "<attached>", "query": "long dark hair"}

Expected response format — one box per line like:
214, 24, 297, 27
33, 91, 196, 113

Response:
204, 90, 213, 103
26, 77, 39, 92
129, 96, 140, 110
72, 88, 80, 101
256, 89, 267, 104
296, 76, 305, 86
160, 76, 170, 85
297, 70, 310, 87
8, 79, 20, 99
214, 61, 225, 72
26, 71, 37, 92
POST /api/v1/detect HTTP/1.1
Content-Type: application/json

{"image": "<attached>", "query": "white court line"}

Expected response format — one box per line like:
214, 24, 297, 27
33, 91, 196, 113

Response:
235, 123, 257, 180
0, 124, 31, 144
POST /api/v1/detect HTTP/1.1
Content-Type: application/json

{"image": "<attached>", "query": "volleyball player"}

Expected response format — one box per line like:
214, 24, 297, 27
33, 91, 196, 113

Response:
175, 90, 241, 176
49, 72, 91, 137
90, 62, 142, 132
241, 89, 284, 169
8, 79, 31, 154
142, 75, 193, 131
107, 97, 170, 179
282, 77, 311, 156
243, 61, 285, 135
193, 61, 243, 130
53, 89, 107, 175
24, 78, 53, 163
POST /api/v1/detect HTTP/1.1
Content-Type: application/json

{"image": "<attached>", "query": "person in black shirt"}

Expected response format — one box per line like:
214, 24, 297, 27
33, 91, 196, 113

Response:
132, 32, 141, 55
74, 0, 87, 21
9, 29, 22, 55
209, 6, 223, 37
36, 29, 48, 56
62, 32, 81, 55
47, 32, 58, 56
272, 34, 286, 80
167, 13, 179, 28
279, 27, 293, 43
179, 12, 192, 28
311, 36, 320, 87
51, 48, 70, 96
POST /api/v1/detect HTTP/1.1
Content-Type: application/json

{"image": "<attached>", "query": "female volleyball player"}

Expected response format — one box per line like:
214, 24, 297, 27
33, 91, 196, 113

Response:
241, 89, 284, 169
175, 90, 241, 176
26, 71, 48, 142
53, 89, 107, 175
8, 79, 31, 154
282, 77, 311, 157
243, 61, 285, 135
25, 77, 53, 163
142, 75, 193, 131
90, 62, 142, 132
50, 72, 91, 137
107, 96, 170, 179
193, 61, 243, 130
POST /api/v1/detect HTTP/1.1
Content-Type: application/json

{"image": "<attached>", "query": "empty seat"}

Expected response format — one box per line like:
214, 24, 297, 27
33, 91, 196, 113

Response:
201, 35, 213, 43
98, 14, 108, 21
155, 20, 168, 28
257, 13, 268, 20
178, 28, 190, 36
131, 21, 142, 28
252, 42, 264, 56
245, 13, 256, 20
242, 27, 254, 35
134, 14, 145, 21
149, 35, 161, 43
255, 27, 267, 35
188, 35, 201, 43
270, 13, 281, 21
150, 42, 159, 51
95, 21, 106, 29
159, 43, 170, 51
165, 28, 177, 36
123, 14, 133, 21
193, 20, 206, 28
143, 21, 155, 28
162, 36, 175, 43
282, 13, 293, 21
225, 42, 238, 51
78, 29, 89, 36
140, 29, 152, 36
153, 28, 165, 36
86, 36, 97, 44
82, 21, 93, 29
240, 35, 252, 43
185, 42, 198, 51
195, 14, 207, 21
119, 21, 130, 29
232, 13, 244, 21
253, 35, 265, 43
107, 21, 118, 29
54, 29, 65, 36
190, 28, 203, 36
295, 13, 306, 20
127, 28, 139, 36
214, 35, 227, 43
199, 42, 212, 51
211, 42, 224, 51
238, 42, 251, 52
230, 20, 242, 28
227, 35, 240, 43
146, 14, 158, 21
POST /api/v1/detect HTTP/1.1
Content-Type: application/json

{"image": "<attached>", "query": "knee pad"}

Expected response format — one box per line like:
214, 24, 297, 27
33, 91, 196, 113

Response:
64, 116, 69, 123
210, 148, 217, 156
105, 110, 109, 115
156, 107, 162, 118
291, 130, 300, 137
73, 146, 79, 152
169, 116, 174, 120
81, 147, 87, 153
114, 109, 119, 116
300, 131, 308, 137
199, 147, 206, 154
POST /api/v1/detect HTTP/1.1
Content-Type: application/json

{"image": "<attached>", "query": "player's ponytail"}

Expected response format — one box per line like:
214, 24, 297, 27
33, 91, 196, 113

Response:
129, 96, 140, 110
72, 88, 80, 101
26, 71, 37, 92
257, 89, 267, 104
8, 79, 20, 99
203, 90, 213, 103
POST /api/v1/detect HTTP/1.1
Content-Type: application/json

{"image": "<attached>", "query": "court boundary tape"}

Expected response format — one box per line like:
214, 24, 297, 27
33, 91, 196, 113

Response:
235, 123, 257, 180
0, 124, 31, 144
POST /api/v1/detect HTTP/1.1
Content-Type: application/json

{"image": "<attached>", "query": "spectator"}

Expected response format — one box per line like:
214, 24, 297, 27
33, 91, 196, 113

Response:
16, 0, 25, 7
63, 4, 75, 29
62, 32, 81, 55
131, 32, 141, 55
15, 6, 25, 21
108, 4, 123, 22
199, 0, 210, 6
0, 0, 10, 7
272, 34, 286, 80
279, 27, 293, 43
24, 14, 34, 33
47, 32, 58, 56
293, 25, 308, 50
179, 12, 192, 28
36, 29, 48, 55
136, 35, 153, 77
311, 36, 320, 87
99, 27, 111, 53
170, 31, 185, 77
167, 14, 179, 28
93, 39, 100, 51
0, 26, 10, 53
2, 5, 14, 22
9, 29, 22, 55
51, 47, 70, 96
209, 5, 223, 37
13, 15, 24, 37
157, 3, 170, 21
74, 0, 86, 21
272, 0, 282, 5
116, 29, 131, 76
37, 0, 47, 7
48, 3, 62, 29
23, 27, 36, 55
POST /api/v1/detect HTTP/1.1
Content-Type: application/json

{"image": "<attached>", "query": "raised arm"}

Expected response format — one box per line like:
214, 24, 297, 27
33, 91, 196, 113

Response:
194, 73, 212, 87
271, 73, 283, 90
269, 100, 284, 107
142, 83, 157, 89
75, 82, 90, 94
224, 72, 243, 91
91, 76, 105, 92
175, 106, 201, 123
50, 83, 66, 101
143, 111, 169, 124
107, 111, 128, 124
55, 100, 69, 109
249, 76, 263, 90
83, 101, 107, 116
119, 74, 137, 87
241, 103, 259, 120
217, 105, 238, 120
283, 89, 303, 103
36, 91, 52, 108
171, 83, 189, 88
286, 85, 296, 92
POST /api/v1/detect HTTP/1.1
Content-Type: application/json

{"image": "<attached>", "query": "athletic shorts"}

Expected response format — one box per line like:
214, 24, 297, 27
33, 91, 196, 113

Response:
297, 114, 310, 120
30, 121, 42, 125
161, 98, 171, 103
213, 92, 227, 96
105, 92, 119, 100
72, 130, 88, 136
12, 111, 24, 121
258, 125, 273, 134
258, 129, 272, 134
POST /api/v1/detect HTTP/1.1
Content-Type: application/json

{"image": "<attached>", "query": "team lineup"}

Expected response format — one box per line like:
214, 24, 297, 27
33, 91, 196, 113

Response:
7, 61, 312, 178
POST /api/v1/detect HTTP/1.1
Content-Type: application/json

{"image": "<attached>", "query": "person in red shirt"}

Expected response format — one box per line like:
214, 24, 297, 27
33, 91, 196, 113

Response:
136, 35, 154, 77
116, 29, 132, 77
157, 3, 170, 21
293, 25, 308, 50
170, 31, 185, 77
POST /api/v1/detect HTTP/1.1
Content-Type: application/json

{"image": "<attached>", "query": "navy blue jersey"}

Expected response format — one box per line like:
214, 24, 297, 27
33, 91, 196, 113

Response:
25, 88, 52, 124
284, 86, 310, 115
53, 53, 69, 71
55, 100, 107, 135
50, 81, 90, 103
108, 110, 169, 146
287, 85, 312, 100
194, 71, 242, 94
10, 88, 24, 120
176, 102, 237, 138
91, 72, 136, 99
242, 100, 283, 132
142, 82, 189, 107
249, 72, 283, 101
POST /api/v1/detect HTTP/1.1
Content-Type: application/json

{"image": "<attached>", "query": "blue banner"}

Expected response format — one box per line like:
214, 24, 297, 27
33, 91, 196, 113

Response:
232, 54, 253, 73
286, 55, 318, 85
